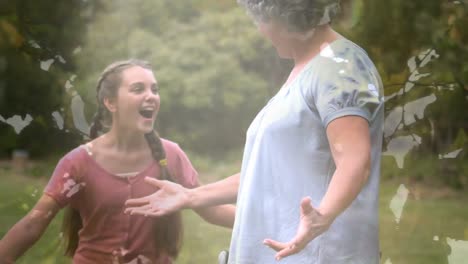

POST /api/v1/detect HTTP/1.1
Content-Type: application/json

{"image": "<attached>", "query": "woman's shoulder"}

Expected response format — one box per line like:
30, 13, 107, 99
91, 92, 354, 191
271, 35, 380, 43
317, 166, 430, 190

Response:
310, 37, 378, 80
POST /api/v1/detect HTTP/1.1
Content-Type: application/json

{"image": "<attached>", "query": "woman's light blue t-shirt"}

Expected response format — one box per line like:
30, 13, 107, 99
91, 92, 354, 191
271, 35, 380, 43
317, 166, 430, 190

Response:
228, 38, 384, 264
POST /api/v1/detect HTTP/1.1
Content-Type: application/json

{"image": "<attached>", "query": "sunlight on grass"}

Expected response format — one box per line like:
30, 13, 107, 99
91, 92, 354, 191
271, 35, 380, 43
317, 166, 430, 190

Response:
1, 164, 467, 263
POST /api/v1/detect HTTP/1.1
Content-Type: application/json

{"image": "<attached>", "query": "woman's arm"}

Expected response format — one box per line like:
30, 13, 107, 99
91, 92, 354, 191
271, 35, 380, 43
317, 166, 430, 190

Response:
0, 195, 61, 263
264, 116, 372, 260
317, 116, 371, 218
125, 173, 240, 217
194, 204, 236, 228
188, 172, 239, 208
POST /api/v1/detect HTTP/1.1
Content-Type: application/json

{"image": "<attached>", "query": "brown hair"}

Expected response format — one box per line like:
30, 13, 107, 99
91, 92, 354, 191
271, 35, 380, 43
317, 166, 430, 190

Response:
62, 59, 183, 259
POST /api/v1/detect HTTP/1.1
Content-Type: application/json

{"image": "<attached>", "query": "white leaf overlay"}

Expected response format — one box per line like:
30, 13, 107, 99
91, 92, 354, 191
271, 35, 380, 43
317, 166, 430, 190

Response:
0, 114, 34, 134
389, 184, 409, 224
446, 237, 468, 264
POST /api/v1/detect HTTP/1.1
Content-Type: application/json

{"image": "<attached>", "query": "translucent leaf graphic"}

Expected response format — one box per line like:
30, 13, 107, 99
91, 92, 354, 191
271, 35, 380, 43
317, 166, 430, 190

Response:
56, 55, 66, 64
404, 82, 415, 93
383, 94, 436, 139
446, 237, 468, 264
28, 40, 41, 49
40, 59, 54, 71
389, 184, 409, 224
319, 44, 348, 63
403, 94, 437, 126
384, 106, 403, 138
51, 111, 64, 130
407, 49, 439, 72
439, 149, 463, 159
408, 70, 430, 82
0, 114, 33, 134
72, 46, 82, 54
383, 135, 422, 168
403, 49, 439, 93
418, 49, 439, 68
71, 93, 90, 135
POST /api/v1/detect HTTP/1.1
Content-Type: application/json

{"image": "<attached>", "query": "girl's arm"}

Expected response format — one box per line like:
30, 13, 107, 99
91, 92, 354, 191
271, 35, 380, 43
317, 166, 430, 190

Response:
194, 204, 236, 228
0, 195, 61, 263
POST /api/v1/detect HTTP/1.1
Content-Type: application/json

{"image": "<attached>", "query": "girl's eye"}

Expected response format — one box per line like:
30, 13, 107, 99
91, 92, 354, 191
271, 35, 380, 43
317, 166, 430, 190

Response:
152, 86, 160, 94
131, 83, 144, 92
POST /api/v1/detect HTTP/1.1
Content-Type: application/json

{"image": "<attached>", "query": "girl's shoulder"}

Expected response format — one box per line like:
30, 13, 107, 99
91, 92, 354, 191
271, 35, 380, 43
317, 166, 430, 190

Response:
160, 138, 184, 155
60, 144, 90, 163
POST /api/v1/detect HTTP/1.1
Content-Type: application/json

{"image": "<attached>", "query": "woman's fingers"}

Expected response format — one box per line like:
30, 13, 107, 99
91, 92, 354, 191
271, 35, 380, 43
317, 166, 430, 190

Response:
124, 204, 152, 215
125, 178, 168, 206
300, 196, 314, 215
125, 196, 150, 206
125, 204, 168, 217
263, 197, 329, 261
274, 241, 301, 261
144, 177, 166, 187
263, 239, 288, 251
263, 238, 302, 261
124, 176, 188, 217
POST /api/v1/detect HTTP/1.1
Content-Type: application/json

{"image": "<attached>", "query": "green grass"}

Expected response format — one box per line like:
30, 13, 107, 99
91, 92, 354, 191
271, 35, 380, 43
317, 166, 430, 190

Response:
1, 163, 467, 263
0, 166, 69, 264
379, 182, 468, 264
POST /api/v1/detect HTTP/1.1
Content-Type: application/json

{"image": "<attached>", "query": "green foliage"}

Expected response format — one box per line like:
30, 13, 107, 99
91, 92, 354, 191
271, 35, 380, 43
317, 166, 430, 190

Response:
0, 1, 92, 157
74, 4, 283, 155
343, 0, 467, 188
0, 0, 466, 185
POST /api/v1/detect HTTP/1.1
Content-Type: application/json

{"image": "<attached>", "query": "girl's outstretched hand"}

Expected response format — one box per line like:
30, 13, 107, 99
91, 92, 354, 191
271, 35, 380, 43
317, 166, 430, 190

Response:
124, 177, 190, 217
263, 197, 333, 261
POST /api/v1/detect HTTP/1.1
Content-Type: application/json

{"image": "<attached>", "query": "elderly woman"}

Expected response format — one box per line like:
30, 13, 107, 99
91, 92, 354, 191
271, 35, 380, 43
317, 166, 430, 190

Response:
126, 0, 384, 263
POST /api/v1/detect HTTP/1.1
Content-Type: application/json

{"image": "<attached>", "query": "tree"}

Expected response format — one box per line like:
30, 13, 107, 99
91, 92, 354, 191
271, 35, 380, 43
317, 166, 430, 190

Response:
0, 0, 98, 157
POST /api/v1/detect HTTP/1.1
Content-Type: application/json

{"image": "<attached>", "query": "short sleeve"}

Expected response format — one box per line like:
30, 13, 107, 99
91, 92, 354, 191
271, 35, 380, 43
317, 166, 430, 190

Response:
43, 147, 87, 208
164, 141, 199, 189
306, 43, 383, 127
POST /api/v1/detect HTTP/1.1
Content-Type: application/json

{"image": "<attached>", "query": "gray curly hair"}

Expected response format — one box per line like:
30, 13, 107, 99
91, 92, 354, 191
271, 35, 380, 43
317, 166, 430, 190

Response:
237, 0, 341, 33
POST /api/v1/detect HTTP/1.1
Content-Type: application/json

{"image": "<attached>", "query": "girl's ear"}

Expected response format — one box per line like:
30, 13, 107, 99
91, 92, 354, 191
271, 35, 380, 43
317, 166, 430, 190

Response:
103, 97, 117, 113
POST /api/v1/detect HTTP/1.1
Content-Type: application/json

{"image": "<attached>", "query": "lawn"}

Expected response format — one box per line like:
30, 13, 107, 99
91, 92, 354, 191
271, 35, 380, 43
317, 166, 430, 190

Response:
0, 162, 467, 264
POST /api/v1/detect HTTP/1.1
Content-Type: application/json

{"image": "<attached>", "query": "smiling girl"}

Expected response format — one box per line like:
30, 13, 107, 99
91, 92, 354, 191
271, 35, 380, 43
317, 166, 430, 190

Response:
0, 60, 234, 264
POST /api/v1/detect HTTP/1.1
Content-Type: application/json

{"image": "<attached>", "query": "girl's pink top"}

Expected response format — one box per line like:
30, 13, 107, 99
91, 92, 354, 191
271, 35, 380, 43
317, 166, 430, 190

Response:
44, 139, 199, 263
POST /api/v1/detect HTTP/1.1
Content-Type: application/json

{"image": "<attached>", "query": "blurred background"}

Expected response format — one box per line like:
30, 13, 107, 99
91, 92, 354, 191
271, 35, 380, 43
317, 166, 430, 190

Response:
0, 0, 467, 263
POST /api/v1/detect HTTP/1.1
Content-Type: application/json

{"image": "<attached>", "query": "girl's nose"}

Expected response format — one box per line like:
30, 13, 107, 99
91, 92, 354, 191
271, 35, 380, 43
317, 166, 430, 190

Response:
145, 88, 159, 101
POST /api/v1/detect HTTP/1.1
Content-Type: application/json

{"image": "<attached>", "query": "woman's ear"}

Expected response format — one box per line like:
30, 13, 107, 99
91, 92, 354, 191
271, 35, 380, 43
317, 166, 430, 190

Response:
103, 97, 117, 113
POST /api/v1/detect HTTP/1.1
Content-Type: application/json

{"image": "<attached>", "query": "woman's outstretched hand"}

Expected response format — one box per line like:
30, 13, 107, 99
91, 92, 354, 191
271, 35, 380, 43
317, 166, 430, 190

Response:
124, 177, 190, 217
263, 197, 333, 261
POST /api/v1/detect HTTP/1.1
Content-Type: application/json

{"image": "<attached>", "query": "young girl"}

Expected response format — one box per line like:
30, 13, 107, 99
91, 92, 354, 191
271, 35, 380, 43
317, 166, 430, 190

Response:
0, 60, 234, 263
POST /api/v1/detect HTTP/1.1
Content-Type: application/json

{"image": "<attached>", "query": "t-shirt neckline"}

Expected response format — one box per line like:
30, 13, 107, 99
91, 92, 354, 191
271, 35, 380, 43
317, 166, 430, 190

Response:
79, 144, 157, 179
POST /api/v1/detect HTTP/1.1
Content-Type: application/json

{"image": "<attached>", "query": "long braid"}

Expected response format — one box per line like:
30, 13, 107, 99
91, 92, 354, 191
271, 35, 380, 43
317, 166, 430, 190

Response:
145, 130, 183, 258
89, 105, 105, 139
63, 67, 114, 256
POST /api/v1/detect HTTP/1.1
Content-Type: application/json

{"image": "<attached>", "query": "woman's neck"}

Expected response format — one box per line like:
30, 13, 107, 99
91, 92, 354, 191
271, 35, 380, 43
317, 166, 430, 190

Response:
290, 25, 341, 66
281, 26, 341, 88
